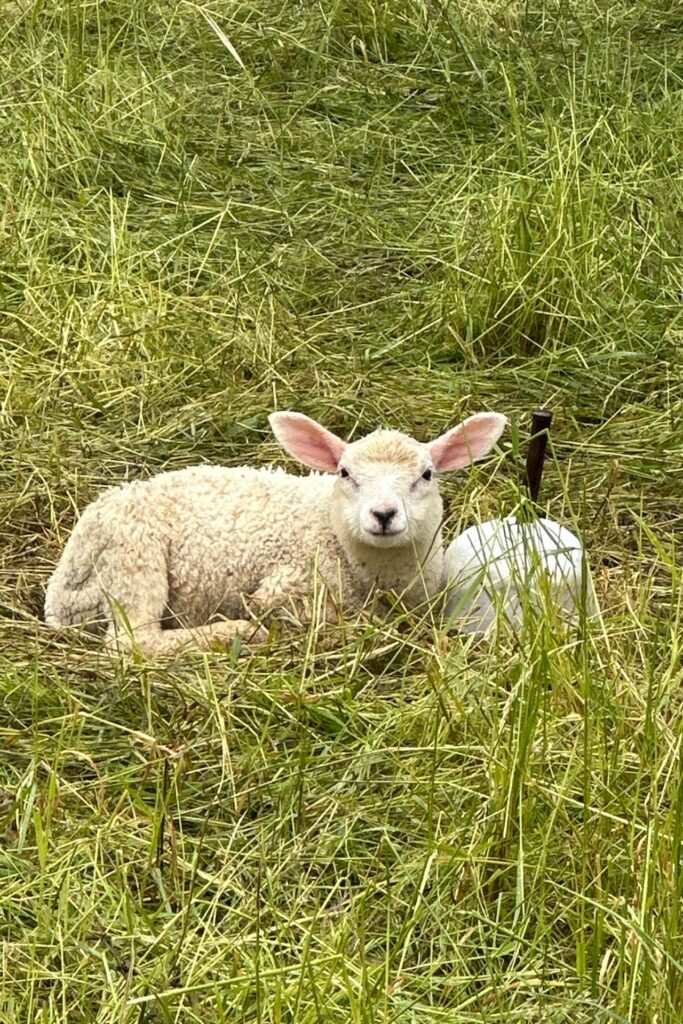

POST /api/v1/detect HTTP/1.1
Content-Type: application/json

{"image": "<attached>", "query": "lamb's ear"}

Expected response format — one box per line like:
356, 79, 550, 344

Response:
269, 412, 347, 473
428, 413, 507, 471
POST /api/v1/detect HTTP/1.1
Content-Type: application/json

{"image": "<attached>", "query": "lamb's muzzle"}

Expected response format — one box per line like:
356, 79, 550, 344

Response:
371, 507, 398, 532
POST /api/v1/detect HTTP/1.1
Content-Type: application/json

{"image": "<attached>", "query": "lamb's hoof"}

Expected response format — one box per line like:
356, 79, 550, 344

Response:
212, 620, 268, 647
242, 622, 269, 644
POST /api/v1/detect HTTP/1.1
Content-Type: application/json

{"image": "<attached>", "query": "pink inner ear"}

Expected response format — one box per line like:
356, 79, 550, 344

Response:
429, 412, 506, 471
269, 412, 347, 473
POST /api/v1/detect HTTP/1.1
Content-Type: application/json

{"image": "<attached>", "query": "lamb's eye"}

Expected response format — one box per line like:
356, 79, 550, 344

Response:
422, 469, 433, 481
339, 467, 350, 479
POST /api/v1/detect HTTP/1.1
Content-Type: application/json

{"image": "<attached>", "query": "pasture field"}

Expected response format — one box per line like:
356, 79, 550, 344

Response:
1, 0, 682, 1020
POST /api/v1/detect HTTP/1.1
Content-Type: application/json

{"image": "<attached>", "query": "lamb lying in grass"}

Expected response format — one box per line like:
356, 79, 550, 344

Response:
44, 410, 506, 655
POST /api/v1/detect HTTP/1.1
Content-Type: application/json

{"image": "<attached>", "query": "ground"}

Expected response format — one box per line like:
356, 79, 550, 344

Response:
1, 1, 682, 1021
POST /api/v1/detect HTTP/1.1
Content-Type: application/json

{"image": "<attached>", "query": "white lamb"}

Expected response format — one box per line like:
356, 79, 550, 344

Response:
44, 410, 506, 655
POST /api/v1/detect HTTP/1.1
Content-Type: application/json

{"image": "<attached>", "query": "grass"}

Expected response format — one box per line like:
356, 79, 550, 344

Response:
1, 0, 683, 1020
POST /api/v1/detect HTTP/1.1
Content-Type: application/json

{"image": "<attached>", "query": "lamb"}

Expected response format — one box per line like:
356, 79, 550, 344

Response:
44, 410, 506, 656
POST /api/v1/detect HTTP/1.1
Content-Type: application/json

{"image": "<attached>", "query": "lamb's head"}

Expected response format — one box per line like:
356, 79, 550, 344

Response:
269, 411, 506, 551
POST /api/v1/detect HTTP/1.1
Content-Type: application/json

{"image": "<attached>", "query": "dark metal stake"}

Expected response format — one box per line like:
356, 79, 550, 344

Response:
525, 409, 553, 505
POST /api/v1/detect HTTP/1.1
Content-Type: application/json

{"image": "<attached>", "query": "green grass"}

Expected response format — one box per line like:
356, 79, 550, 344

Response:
2, 0, 683, 1020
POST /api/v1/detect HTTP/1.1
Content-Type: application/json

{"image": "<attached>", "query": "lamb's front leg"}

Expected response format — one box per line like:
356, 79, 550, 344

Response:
246, 568, 314, 625
107, 618, 267, 657
246, 566, 359, 631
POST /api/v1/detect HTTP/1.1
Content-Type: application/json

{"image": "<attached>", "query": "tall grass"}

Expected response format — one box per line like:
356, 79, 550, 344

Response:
1, 0, 682, 1020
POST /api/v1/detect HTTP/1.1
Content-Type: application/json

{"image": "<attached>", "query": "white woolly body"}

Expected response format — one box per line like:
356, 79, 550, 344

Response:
45, 462, 444, 654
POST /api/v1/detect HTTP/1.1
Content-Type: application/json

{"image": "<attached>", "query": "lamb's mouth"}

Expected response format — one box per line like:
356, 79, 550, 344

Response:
363, 526, 407, 542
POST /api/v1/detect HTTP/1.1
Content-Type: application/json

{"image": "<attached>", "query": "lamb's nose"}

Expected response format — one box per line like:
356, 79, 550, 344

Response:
373, 508, 397, 531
